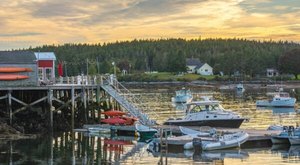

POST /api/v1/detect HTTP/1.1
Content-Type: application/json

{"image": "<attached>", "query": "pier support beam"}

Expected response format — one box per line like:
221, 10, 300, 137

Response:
48, 89, 53, 131
71, 86, 75, 130
8, 90, 12, 125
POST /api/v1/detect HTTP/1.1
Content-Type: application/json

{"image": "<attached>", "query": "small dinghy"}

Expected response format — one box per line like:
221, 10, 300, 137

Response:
135, 123, 158, 138
183, 127, 249, 151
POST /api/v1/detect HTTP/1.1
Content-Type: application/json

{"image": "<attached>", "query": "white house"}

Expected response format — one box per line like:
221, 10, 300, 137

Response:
266, 68, 279, 77
186, 58, 213, 75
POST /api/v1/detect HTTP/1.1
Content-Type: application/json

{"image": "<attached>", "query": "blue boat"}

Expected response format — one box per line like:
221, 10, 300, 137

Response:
256, 92, 296, 107
172, 88, 193, 103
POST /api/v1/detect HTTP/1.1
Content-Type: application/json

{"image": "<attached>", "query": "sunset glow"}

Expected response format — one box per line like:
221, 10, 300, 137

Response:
0, 0, 299, 50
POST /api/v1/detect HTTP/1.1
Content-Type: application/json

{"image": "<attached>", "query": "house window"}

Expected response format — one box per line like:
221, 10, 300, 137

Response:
205, 69, 208, 72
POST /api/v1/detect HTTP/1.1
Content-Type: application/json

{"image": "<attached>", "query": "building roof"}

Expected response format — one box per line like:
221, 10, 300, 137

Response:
186, 58, 205, 69
0, 51, 37, 64
34, 52, 56, 60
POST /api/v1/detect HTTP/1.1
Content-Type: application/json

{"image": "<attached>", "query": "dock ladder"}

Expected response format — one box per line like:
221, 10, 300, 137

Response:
101, 75, 158, 126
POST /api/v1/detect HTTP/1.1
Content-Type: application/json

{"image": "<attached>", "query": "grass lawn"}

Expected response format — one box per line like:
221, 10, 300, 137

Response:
144, 72, 217, 81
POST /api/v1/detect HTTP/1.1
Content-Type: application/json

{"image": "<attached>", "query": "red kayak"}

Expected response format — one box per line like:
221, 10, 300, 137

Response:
0, 74, 29, 81
0, 67, 32, 73
121, 116, 138, 125
101, 117, 127, 125
102, 110, 127, 116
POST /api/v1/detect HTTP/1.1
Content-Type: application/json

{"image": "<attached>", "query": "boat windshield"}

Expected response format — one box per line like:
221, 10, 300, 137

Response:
189, 104, 221, 113
176, 89, 191, 96
279, 93, 289, 97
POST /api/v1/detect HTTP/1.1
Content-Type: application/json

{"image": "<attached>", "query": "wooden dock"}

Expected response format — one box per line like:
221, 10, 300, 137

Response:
80, 124, 280, 149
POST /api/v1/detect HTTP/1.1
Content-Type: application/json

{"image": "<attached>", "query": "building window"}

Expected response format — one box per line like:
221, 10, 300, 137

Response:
205, 69, 208, 72
38, 68, 43, 80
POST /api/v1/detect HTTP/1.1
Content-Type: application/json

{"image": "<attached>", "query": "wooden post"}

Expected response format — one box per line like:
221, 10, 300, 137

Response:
8, 90, 12, 125
71, 86, 75, 130
82, 87, 87, 123
48, 89, 53, 131
96, 85, 100, 120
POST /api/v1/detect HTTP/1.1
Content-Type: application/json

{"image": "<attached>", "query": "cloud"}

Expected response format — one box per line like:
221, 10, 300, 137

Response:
0, 32, 43, 37
0, 0, 299, 50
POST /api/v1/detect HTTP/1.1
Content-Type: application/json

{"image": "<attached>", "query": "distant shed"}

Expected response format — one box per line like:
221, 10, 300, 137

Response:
34, 52, 56, 83
0, 51, 38, 86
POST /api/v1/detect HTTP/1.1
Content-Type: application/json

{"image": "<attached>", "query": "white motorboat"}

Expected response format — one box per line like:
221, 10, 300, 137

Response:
171, 88, 193, 103
256, 91, 296, 107
183, 127, 249, 151
164, 98, 246, 128
236, 83, 245, 93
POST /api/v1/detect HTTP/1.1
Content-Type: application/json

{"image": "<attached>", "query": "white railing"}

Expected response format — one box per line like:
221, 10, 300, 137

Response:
102, 75, 158, 125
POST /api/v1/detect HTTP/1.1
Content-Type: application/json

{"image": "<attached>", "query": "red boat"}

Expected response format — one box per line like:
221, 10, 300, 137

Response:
101, 117, 127, 125
0, 67, 32, 73
0, 74, 29, 81
102, 110, 127, 116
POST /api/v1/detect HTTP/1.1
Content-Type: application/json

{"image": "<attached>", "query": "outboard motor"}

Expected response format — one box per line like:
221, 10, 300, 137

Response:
192, 138, 202, 154
288, 126, 295, 136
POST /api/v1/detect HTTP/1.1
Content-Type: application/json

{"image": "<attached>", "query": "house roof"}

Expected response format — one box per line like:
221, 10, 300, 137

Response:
186, 58, 205, 69
34, 52, 56, 60
0, 51, 37, 64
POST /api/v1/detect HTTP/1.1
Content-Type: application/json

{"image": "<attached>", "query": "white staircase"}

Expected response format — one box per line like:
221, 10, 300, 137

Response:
101, 76, 157, 125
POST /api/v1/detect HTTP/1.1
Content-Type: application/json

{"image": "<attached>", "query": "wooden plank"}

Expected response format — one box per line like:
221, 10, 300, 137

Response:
0, 95, 7, 100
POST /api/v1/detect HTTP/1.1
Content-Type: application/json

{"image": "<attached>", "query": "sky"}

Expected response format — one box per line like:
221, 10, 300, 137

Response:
0, 0, 299, 50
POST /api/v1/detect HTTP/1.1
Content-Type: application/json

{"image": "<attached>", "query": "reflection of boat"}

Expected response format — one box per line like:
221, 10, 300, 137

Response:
256, 91, 296, 107
257, 107, 295, 114
171, 103, 187, 111
164, 98, 246, 128
104, 139, 133, 145
88, 127, 110, 133
171, 88, 193, 103
199, 149, 249, 160
135, 123, 158, 138
0, 74, 29, 81
184, 131, 249, 151
102, 110, 127, 116
0, 67, 32, 72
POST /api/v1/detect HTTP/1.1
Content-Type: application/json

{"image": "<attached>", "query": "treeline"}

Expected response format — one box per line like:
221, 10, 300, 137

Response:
27, 38, 300, 76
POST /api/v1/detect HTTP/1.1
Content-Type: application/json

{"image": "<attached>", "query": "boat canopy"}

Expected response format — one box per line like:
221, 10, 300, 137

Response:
186, 101, 224, 113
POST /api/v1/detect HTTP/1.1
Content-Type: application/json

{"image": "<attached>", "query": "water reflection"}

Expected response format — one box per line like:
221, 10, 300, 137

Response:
257, 107, 296, 114
171, 102, 187, 111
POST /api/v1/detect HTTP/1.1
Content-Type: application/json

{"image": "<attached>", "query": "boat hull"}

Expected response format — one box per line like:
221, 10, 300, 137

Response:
256, 99, 296, 107
271, 136, 290, 144
164, 118, 245, 128
289, 137, 300, 145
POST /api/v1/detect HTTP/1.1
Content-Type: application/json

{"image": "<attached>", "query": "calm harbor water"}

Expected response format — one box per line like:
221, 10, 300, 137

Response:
1, 84, 300, 164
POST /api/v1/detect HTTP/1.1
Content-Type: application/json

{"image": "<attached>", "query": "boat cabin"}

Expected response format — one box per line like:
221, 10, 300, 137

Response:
186, 101, 224, 113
